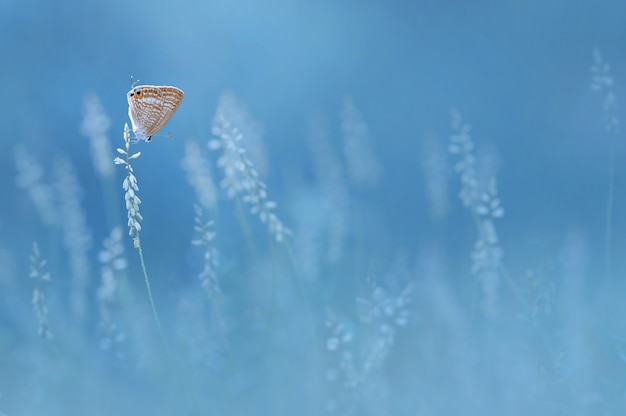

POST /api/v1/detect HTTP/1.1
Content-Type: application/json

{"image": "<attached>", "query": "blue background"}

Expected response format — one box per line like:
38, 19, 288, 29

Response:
1, 0, 626, 414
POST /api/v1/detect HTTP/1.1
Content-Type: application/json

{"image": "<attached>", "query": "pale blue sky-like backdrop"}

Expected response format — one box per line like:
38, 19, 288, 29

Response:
1, 0, 626, 414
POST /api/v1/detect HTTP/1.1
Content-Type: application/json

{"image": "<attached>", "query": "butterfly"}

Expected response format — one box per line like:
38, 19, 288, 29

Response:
127, 85, 184, 142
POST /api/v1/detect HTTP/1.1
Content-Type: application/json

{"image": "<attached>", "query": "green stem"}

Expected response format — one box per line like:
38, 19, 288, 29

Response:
136, 237, 169, 354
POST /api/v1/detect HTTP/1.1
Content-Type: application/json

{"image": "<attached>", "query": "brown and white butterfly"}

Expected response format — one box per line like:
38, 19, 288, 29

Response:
127, 85, 184, 142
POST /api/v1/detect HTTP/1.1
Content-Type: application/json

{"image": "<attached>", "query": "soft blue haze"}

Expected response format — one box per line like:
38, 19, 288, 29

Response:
1, 0, 626, 414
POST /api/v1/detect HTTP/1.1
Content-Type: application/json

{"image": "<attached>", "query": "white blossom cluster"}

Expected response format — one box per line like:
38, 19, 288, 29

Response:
210, 112, 290, 243
15, 147, 92, 323
53, 157, 92, 322
211, 91, 269, 176
14, 145, 58, 227
80, 93, 114, 179
114, 124, 143, 248
471, 179, 504, 317
357, 282, 411, 373
449, 111, 505, 318
591, 48, 619, 134
191, 205, 220, 300
448, 109, 480, 209
29, 242, 53, 340
96, 226, 127, 350
324, 313, 358, 413
307, 114, 350, 263
324, 280, 411, 413
181, 140, 218, 212
340, 95, 382, 188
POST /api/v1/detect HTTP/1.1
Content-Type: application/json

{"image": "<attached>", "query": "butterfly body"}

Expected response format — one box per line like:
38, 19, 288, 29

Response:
127, 85, 184, 141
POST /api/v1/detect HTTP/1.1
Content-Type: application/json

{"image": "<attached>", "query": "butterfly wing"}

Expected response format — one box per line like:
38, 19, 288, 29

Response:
127, 93, 148, 141
151, 87, 184, 135
127, 86, 184, 141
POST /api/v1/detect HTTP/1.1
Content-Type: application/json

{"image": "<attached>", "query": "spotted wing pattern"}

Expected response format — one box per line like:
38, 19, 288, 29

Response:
127, 85, 184, 141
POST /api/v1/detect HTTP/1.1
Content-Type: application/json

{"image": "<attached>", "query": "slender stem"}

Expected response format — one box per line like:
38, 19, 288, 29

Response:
266, 234, 277, 325
136, 237, 170, 354
137, 239, 198, 413
234, 197, 257, 258
605, 136, 615, 281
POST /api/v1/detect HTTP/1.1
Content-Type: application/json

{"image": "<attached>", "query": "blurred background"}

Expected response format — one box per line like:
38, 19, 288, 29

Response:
1, 0, 626, 414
